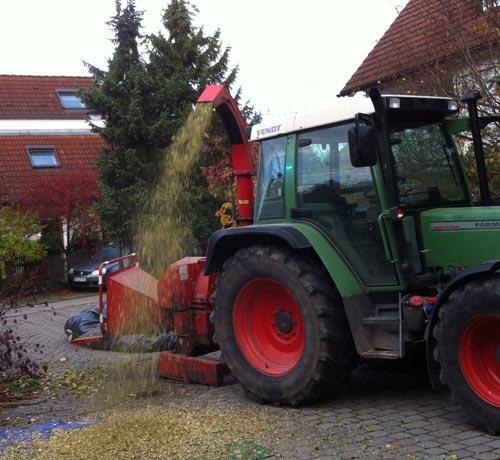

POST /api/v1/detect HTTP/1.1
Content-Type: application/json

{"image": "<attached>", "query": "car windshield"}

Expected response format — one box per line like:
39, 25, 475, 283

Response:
390, 122, 467, 208
90, 246, 121, 263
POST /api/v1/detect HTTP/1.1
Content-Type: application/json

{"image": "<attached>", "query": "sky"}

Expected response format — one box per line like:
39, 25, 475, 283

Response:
0, 0, 409, 118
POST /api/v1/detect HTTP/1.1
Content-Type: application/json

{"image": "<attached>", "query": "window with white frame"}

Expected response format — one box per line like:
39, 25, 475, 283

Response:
27, 147, 60, 168
56, 90, 86, 110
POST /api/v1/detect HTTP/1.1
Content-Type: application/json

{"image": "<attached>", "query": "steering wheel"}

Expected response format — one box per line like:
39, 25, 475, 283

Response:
363, 189, 377, 199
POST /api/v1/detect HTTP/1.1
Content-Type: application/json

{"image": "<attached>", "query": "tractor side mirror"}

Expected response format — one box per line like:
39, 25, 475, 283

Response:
348, 114, 377, 167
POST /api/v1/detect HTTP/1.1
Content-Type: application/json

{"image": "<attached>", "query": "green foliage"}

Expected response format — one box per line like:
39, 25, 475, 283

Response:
152, 1, 262, 245
83, 0, 256, 248
40, 227, 62, 255
147, 3, 234, 140
146, 0, 244, 250
83, 1, 153, 245
0, 206, 46, 263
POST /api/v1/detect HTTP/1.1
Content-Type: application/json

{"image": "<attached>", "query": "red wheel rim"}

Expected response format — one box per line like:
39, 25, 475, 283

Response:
233, 278, 305, 376
460, 314, 500, 407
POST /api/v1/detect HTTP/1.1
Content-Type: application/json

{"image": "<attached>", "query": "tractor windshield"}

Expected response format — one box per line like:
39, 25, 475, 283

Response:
390, 122, 468, 208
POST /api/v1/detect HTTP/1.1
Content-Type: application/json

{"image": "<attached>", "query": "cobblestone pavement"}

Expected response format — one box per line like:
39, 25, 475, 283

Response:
2, 296, 499, 460
4, 295, 125, 373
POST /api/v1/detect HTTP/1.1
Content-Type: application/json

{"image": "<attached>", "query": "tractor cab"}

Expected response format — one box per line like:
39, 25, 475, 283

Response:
347, 91, 500, 286
252, 93, 476, 283
249, 91, 500, 292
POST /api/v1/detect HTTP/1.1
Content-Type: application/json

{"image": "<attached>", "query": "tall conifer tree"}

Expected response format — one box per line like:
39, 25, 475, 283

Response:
146, 0, 241, 248
83, 1, 154, 244
84, 0, 259, 248
146, 0, 238, 142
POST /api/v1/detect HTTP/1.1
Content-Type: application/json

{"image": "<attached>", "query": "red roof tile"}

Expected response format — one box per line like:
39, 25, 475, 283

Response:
0, 134, 105, 203
340, 0, 497, 95
0, 75, 93, 119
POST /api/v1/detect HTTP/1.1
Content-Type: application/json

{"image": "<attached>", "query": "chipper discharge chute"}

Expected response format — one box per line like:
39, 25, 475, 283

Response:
69, 84, 500, 433
69, 84, 253, 386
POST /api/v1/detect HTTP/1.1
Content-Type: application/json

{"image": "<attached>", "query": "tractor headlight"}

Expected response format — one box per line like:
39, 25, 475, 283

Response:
389, 97, 401, 109
448, 100, 458, 111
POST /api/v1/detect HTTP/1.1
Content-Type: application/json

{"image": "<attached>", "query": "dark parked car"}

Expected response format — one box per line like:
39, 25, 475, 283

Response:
68, 244, 131, 289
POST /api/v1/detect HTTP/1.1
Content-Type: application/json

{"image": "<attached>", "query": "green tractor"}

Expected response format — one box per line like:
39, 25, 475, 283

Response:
205, 89, 500, 433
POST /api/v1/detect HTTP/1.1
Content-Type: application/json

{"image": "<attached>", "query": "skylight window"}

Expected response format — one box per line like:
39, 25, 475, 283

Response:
482, 0, 500, 10
27, 147, 60, 168
57, 90, 86, 110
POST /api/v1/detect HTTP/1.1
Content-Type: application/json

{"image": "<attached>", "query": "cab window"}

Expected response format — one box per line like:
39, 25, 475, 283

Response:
255, 136, 287, 220
296, 122, 397, 286
391, 123, 467, 208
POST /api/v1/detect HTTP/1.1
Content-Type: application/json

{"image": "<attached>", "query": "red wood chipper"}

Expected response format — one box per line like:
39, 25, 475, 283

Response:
70, 84, 253, 386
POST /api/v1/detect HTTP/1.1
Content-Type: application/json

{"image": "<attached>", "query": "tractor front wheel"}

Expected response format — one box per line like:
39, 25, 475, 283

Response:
214, 245, 357, 405
436, 275, 500, 433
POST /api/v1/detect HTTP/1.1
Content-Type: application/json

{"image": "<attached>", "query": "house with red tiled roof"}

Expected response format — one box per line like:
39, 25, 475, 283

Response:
0, 75, 107, 286
340, 0, 499, 97
0, 75, 104, 206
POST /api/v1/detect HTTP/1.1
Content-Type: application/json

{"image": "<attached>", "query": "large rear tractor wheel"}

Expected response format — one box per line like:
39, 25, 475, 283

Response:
435, 275, 500, 433
214, 245, 357, 405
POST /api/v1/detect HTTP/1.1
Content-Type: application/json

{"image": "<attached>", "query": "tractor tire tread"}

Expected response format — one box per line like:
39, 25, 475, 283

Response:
434, 274, 500, 434
215, 244, 357, 406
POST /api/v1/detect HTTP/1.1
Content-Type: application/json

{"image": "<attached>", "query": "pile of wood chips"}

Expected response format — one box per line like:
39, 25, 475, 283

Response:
3, 403, 278, 459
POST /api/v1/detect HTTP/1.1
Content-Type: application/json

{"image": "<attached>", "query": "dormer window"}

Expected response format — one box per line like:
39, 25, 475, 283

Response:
27, 146, 60, 168
56, 90, 86, 110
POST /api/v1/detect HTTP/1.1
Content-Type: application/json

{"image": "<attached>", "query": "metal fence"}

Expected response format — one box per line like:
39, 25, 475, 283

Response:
0, 250, 93, 299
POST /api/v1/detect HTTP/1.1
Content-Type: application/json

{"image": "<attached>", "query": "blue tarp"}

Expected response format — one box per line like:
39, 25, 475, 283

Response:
0, 419, 100, 450
64, 305, 103, 340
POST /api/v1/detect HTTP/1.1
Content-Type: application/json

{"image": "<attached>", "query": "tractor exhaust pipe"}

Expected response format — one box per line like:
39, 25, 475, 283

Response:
460, 91, 492, 206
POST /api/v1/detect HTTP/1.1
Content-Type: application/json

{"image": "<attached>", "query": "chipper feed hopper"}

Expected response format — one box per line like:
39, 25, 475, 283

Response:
71, 85, 500, 433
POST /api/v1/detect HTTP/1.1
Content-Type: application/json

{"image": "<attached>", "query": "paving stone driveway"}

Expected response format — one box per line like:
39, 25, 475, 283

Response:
2, 296, 500, 459
4, 295, 123, 373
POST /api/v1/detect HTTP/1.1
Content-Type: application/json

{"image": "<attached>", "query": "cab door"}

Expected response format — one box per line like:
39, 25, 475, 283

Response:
295, 122, 399, 287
